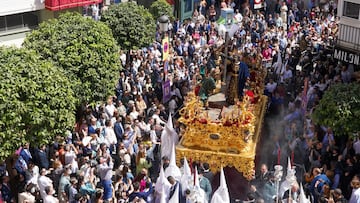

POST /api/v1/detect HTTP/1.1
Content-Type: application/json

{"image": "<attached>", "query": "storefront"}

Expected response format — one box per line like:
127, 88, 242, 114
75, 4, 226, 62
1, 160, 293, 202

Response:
334, 45, 360, 70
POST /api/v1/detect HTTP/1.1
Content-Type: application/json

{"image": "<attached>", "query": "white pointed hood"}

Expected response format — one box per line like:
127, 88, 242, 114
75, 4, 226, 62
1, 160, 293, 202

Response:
191, 166, 208, 203
182, 157, 191, 177
165, 143, 181, 181
299, 184, 311, 203
160, 185, 167, 203
280, 157, 297, 199
275, 50, 283, 75
211, 167, 230, 203
167, 112, 173, 129
194, 166, 200, 188
180, 157, 192, 194
287, 157, 292, 174
155, 165, 171, 195
161, 113, 179, 160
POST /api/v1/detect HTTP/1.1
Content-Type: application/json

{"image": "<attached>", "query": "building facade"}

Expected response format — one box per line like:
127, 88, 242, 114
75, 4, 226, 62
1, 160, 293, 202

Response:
335, 0, 360, 69
0, 0, 101, 47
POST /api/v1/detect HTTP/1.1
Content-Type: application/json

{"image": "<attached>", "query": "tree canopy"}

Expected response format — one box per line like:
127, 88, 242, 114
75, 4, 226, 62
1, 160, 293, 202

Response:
312, 83, 360, 136
101, 2, 156, 51
150, 0, 174, 21
23, 12, 120, 105
0, 47, 76, 160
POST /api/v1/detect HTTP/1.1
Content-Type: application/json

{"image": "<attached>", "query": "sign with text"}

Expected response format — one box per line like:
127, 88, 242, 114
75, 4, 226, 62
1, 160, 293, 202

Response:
334, 46, 360, 66
254, 0, 264, 9
162, 36, 169, 61
162, 80, 171, 103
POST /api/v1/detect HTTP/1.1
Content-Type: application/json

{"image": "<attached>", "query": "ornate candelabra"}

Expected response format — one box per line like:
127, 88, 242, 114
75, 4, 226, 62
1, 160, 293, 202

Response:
274, 165, 284, 203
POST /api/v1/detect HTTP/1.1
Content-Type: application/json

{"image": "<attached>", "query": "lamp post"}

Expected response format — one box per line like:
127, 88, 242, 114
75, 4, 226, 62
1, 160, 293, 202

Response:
158, 15, 171, 103
158, 15, 169, 37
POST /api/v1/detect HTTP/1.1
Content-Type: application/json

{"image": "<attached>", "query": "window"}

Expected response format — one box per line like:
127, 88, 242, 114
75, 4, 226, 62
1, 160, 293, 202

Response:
23, 12, 38, 28
0, 17, 5, 32
0, 11, 38, 34
6, 14, 23, 30
343, 1, 360, 19
185, 0, 192, 13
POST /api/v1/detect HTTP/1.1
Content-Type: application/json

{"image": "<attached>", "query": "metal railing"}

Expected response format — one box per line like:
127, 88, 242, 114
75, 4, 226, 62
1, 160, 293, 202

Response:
337, 24, 360, 50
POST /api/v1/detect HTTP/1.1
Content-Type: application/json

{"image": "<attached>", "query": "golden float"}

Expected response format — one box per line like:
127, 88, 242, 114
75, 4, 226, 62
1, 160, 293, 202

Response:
176, 51, 267, 180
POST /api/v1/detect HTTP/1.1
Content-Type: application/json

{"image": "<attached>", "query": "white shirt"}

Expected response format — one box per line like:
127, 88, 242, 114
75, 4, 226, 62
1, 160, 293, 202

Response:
129, 111, 139, 121
349, 188, 360, 203
43, 194, 59, 203
104, 126, 117, 147
152, 114, 165, 125
38, 175, 53, 200
64, 151, 78, 173
283, 69, 293, 80
120, 53, 126, 66
105, 104, 116, 118
266, 82, 277, 93
18, 192, 36, 203
168, 99, 178, 115
353, 140, 360, 155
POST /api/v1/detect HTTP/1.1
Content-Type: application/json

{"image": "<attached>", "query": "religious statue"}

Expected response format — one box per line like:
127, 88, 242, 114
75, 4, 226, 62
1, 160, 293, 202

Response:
225, 53, 250, 105
198, 71, 216, 107
225, 55, 239, 105
238, 57, 250, 97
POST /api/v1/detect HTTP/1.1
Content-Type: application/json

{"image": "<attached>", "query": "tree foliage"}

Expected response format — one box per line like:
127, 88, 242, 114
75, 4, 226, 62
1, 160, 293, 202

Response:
150, 0, 174, 21
101, 2, 156, 51
312, 83, 360, 136
23, 12, 120, 105
0, 47, 76, 160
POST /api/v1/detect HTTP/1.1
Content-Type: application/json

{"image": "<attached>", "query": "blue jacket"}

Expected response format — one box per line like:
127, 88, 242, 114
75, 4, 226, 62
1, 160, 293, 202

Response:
36, 149, 49, 169
128, 182, 153, 202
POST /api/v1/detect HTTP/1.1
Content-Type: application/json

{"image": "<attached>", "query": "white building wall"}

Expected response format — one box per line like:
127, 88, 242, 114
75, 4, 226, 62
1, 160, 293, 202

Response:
0, 0, 45, 16
337, 0, 360, 50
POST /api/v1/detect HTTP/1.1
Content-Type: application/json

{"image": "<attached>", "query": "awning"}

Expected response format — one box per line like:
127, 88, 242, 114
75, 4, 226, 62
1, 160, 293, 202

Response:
45, 0, 103, 11
166, 0, 175, 5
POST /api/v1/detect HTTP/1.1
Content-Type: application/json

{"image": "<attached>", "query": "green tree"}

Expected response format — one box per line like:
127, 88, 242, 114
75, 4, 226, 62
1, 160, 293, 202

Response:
150, 0, 174, 21
23, 12, 120, 105
0, 47, 76, 160
312, 83, 360, 136
101, 2, 156, 51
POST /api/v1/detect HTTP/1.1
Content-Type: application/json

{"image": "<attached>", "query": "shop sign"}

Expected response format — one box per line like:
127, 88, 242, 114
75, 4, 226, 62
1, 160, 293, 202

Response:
334, 47, 360, 66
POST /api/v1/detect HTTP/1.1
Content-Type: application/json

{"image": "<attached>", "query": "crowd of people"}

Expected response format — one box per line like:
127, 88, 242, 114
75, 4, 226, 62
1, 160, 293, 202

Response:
1, 0, 360, 202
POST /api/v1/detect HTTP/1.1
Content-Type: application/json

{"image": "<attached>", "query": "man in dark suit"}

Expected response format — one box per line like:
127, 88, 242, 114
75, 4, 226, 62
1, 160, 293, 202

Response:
20, 143, 32, 165
173, 18, 181, 35
202, 162, 214, 184
253, 163, 271, 193
35, 144, 49, 170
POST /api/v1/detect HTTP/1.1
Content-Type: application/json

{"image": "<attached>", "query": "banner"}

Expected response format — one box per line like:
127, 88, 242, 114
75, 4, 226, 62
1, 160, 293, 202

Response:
163, 60, 169, 77
162, 80, 171, 103
162, 37, 169, 61
45, 0, 102, 11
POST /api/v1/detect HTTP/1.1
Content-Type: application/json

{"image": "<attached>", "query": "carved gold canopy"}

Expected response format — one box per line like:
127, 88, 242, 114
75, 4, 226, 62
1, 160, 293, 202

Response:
176, 92, 267, 180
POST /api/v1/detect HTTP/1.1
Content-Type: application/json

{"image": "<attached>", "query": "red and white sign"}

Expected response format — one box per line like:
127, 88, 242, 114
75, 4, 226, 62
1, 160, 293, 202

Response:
45, 0, 102, 11
254, 0, 263, 9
